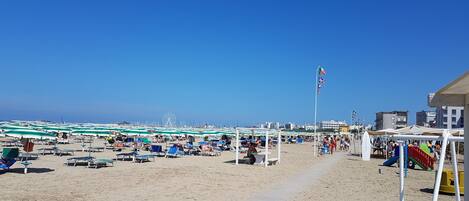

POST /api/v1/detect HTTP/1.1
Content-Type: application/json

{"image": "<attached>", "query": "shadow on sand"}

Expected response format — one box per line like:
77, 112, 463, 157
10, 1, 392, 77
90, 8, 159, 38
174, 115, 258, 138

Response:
224, 159, 251, 165
420, 188, 463, 197
1, 168, 55, 174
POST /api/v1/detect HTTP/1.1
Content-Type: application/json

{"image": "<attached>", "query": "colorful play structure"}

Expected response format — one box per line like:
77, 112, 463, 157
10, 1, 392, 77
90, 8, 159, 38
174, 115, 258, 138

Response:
392, 132, 464, 201
383, 144, 435, 171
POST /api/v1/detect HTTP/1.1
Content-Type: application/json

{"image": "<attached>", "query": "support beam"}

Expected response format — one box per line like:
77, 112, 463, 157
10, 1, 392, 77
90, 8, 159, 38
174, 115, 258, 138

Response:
235, 129, 239, 165
433, 131, 449, 201
399, 141, 405, 201
265, 131, 269, 167
464, 94, 468, 196
277, 131, 281, 164
450, 141, 461, 201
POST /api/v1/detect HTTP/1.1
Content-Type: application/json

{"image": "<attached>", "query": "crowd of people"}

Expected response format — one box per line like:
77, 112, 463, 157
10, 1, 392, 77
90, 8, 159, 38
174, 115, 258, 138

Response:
321, 135, 351, 154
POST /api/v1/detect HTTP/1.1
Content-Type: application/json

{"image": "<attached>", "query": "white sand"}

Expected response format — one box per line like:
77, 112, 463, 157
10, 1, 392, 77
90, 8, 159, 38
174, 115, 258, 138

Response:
1, 140, 464, 201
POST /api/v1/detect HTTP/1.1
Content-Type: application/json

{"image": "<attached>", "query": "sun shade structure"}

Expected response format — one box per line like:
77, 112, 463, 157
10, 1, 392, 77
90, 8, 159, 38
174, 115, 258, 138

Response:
72, 130, 112, 137
0, 124, 29, 131
122, 129, 153, 136
41, 126, 72, 133
4, 129, 56, 140
429, 71, 468, 200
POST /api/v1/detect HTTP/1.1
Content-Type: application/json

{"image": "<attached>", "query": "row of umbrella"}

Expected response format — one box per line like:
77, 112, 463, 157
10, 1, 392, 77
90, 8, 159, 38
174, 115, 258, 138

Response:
1, 122, 312, 140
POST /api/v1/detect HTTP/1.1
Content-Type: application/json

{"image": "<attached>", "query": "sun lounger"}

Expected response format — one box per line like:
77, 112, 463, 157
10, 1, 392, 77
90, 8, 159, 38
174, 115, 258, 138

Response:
65, 156, 95, 166
54, 148, 75, 156
57, 139, 70, 144
17, 152, 39, 161
116, 152, 137, 161
134, 154, 155, 163
165, 146, 181, 158
200, 145, 221, 156
88, 147, 105, 152
0, 148, 19, 171
87, 158, 114, 168
150, 145, 165, 157
38, 147, 57, 155
251, 152, 278, 166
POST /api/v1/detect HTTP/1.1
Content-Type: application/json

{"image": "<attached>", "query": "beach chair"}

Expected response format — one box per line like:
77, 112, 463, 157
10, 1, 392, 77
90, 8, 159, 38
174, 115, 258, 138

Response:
165, 146, 181, 158
200, 145, 220, 156
252, 153, 265, 165
116, 151, 137, 161
150, 145, 165, 157
87, 158, 114, 168
54, 148, 75, 156
0, 148, 19, 171
134, 154, 154, 163
297, 138, 304, 144
17, 152, 39, 161
65, 156, 95, 166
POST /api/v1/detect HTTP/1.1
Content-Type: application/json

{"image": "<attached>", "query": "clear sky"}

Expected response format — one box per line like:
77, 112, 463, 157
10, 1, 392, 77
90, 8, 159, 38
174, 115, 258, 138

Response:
0, 1, 468, 126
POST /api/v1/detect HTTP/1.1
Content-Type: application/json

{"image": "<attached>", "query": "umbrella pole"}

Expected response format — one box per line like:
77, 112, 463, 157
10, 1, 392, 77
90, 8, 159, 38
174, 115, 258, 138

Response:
89, 136, 92, 157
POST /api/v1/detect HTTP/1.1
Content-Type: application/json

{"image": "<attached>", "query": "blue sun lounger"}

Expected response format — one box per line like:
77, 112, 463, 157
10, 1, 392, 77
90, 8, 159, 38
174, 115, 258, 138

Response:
165, 146, 182, 158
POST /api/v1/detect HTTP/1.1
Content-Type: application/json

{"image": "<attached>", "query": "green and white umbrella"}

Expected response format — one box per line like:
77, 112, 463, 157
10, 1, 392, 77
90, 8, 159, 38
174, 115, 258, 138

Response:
4, 129, 57, 140
0, 124, 29, 131
72, 130, 112, 137
155, 130, 182, 136
41, 126, 72, 133
122, 129, 153, 136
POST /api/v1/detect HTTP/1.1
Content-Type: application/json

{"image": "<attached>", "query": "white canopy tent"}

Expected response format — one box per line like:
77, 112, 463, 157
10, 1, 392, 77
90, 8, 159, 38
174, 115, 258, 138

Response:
234, 128, 281, 167
429, 71, 468, 199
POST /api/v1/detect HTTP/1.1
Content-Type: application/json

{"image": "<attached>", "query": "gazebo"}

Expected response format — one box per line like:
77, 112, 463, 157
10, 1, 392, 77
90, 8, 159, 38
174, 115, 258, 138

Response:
430, 71, 468, 197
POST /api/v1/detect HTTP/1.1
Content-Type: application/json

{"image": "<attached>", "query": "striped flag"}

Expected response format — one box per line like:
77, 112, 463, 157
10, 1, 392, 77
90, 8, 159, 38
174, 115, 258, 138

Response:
317, 66, 326, 93
319, 67, 326, 76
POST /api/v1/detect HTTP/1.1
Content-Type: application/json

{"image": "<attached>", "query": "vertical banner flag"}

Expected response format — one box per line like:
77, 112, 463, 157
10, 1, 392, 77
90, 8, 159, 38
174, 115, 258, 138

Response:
317, 66, 326, 93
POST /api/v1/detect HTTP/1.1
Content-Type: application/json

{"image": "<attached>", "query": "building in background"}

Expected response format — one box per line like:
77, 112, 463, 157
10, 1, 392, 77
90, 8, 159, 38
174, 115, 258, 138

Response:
416, 110, 436, 127
260, 122, 281, 129
304, 124, 318, 131
428, 93, 465, 129
285, 123, 295, 130
435, 106, 464, 129
339, 124, 350, 133
375, 111, 408, 130
319, 120, 347, 131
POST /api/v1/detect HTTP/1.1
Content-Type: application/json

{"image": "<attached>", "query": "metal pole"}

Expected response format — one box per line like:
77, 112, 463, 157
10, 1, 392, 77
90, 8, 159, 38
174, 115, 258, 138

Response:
450, 141, 461, 201
432, 131, 449, 201
277, 130, 281, 164
464, 98, 468, 196
265, 131, 269, 167
235, 129, 239, 165
313, 65, 320, 157
399, 141, 405, 201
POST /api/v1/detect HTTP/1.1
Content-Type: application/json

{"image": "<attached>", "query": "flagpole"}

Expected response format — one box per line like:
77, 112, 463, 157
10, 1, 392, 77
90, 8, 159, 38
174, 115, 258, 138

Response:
313, 65, 320, 157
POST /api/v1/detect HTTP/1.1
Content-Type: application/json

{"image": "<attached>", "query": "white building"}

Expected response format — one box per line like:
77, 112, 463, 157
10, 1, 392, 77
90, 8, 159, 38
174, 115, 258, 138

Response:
285, 123, 295, 130
416, 110, 436, 127
435, 106, 464, 129
319, 120, 347, 131
429, 93, 465, 129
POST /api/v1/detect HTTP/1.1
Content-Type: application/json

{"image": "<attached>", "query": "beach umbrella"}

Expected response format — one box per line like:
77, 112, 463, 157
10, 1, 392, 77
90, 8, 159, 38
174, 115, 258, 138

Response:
72, 129, 112, 156
0, 124, 29, 131
122, 129, 153, 136
71, 130, 112, 137
155, 130, 181, 135
4, 129, 56, 140
41, 126, 72, 133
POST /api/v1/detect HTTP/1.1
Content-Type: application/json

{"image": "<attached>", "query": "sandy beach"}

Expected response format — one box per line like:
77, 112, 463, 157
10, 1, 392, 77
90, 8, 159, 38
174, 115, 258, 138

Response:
1, 139, 463, 201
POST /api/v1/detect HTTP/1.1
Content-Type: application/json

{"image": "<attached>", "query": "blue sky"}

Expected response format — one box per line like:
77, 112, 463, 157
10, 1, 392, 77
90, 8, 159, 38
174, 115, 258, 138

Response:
0, 1, 468, 126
